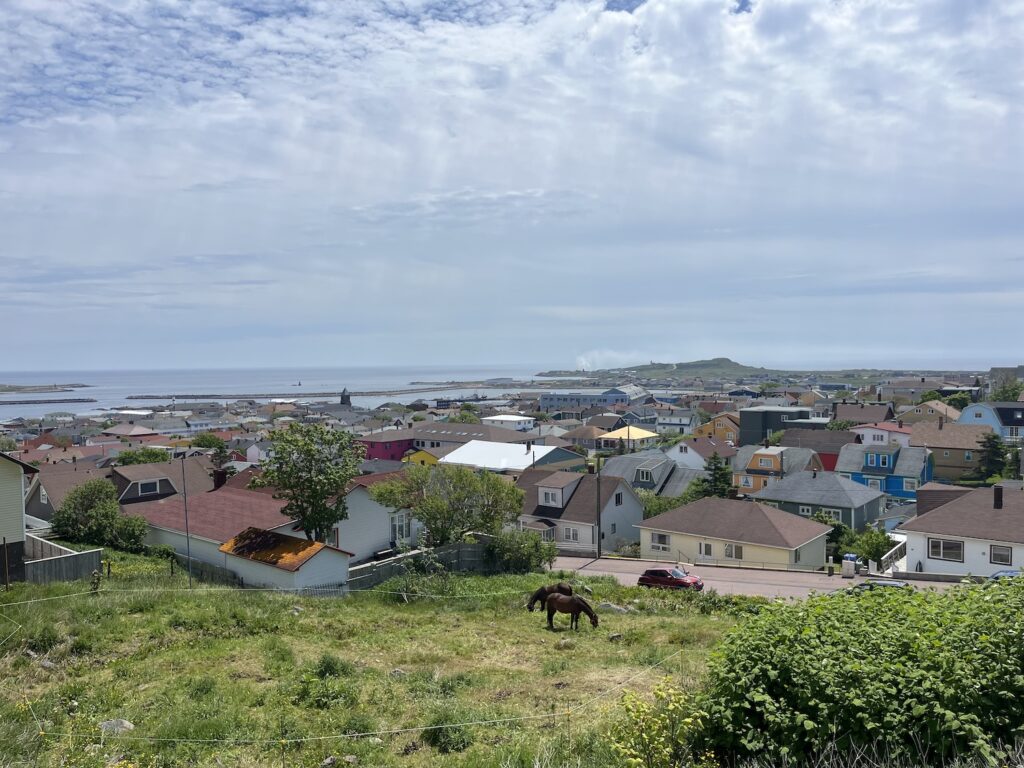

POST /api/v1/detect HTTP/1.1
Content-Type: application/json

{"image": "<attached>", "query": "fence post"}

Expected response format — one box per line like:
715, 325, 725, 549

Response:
2, 537, 8, 590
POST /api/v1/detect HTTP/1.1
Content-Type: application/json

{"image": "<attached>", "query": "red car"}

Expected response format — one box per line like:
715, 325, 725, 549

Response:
637, 567, 704, 591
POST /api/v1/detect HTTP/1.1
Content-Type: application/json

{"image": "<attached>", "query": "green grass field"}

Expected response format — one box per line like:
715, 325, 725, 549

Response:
0, 550, 749, 768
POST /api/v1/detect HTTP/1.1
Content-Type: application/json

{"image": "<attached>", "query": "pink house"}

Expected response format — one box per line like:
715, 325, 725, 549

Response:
358, 429, 416, 462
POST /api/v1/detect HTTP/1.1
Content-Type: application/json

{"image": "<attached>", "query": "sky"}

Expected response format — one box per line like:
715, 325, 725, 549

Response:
1, 0, 1022, 373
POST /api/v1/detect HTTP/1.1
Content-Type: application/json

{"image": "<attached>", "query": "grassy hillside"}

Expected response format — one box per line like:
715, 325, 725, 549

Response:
0, 550, 744, 768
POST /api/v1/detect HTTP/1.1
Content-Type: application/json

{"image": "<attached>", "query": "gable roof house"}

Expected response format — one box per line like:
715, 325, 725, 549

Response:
896, 400, 962, 425
733, 446, 823, 493
585, 414, 628, 432
835, 444, 933, 500
752, 469, 887, 530
438, 440, 585, 474
663, 437, 737, 470
833, 402, 896, 426
909, 421, 994, 480
779, 428, 860, 471
600, 452, 676, 494
851, 421, 913, 449
957, 402, 1024, 446
25, 461, 112, 522
597, 425, 659, 452
897, 484, 1024, 577
110, 456, 215, 504
653, 406, 696, 435
516, 468, 643, 556
693, 412, 740, 444
636, 497, 832, 570
556, 425, 605, 452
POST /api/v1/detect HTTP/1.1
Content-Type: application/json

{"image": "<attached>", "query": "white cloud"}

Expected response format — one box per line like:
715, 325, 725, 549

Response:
0, 0, 1022, 370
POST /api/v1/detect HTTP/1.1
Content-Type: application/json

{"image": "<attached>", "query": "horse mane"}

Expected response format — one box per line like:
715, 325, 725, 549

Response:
574, 596, 596, 617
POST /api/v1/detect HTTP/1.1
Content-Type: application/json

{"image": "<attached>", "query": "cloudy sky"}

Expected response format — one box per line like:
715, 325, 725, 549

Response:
2, 0, 1022, 373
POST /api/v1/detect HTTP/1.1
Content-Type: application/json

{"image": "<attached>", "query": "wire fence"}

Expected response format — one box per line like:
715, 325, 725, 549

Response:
3, 582, 680, 750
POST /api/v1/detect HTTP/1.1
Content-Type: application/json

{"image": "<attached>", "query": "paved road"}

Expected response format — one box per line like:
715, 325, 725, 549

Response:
552, 556, 949, 599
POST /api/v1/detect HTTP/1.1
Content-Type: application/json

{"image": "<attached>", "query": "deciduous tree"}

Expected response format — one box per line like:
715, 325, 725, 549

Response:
117, 447, 169, 465
249, 423, 365, 542
370, 464, 523, 546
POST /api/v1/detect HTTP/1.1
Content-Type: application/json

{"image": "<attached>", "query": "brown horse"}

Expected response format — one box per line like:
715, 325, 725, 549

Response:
527, 582, 573, 612
545, 593, 598, 630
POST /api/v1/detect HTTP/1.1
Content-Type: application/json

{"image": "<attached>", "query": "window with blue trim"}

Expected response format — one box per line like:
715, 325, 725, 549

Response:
867, 454, 876, 466
880, 454, 889, 468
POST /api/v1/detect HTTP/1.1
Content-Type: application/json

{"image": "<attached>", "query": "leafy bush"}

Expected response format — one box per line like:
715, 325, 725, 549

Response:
52, 479, 148, 552
314, 652, 354, 679
115, 446, 169, 465
612, 679, 705, 768
190, 432, 225, 449
292, 674, 358, 709
694, 581, 1024, 763
422, 710, 473, 753
486, 530, 557, 573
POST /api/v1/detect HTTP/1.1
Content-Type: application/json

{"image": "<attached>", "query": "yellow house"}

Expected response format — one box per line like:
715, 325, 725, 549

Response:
402, 445, 457, 466
732, 445, 823, 492
636, 497, 830, 570
598, 426, 658, 452
693, 413, 740, 444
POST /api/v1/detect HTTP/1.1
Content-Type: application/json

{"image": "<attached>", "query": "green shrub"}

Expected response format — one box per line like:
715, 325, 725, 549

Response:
422, 710, 473, 753
694, 581, 1024, 763
314, 652, 354, 679
292, 674, 358, 709
486, 530, 557, 573
27, 624, 63, 653
51, 478, 148, 553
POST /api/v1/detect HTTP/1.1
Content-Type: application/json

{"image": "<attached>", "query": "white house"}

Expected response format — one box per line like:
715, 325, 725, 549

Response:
481, 414, 536, 432
851, 421, 912, 449
218, 527, 352, 590
438, 440, 584, 474
516, 468, 643, 556
897, 484, 1023, 577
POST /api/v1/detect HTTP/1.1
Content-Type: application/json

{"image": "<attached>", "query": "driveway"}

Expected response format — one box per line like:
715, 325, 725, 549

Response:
552, 556, 950, 599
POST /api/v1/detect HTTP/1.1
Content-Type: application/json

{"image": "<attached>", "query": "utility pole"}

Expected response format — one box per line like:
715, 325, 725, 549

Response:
181, 456, 193, 589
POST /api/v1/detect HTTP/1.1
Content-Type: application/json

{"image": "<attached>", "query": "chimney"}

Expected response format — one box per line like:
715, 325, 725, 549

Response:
994, 485, 1003, 510
213, 468, 228, 490
898, 419, 903, 429
587, 463, 595, 475
921, 377, 925, 383
938, 417, 943, 430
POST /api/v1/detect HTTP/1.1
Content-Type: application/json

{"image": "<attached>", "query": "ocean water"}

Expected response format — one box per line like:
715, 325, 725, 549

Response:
0, 365, 573, 420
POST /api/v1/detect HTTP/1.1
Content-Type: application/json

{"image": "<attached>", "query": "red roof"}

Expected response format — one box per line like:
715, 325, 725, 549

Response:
131, 486, 289, 543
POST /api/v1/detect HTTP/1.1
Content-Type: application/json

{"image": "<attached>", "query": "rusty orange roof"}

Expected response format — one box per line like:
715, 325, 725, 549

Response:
218, 527, 353, 571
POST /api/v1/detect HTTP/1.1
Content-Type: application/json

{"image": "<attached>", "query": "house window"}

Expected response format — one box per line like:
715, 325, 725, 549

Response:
637, 469, 652, 483
390, 513, 411, 541
698, 542, 712, 557
904, 479, 918, 492
867, 454, 876, 467
541, 528, 554, 542
991, 545, 1012, 566
724, 543, 744, 560
867, 479, 881, 490
928, 538, 964, 562
542, 491, 557, 505
650, 532, 670, 552
758, 457, 772, 468
879, 455, 890, 468
726, 432, 735, 441
974, 412, 982, 418
964, 451, 973, 461
564, 527, 580, 543
138, 481, 159, 495
614, 492, 623, 506
839, 473, 851, 480
942, 450, 950, 458
610, 523, 616, 535
873, 434, 884, 442
821, 508, 840, 521
40, 487, 49, 505
798, 505, 812, 516
740, 476, 753, 488
794, 547, 801, 564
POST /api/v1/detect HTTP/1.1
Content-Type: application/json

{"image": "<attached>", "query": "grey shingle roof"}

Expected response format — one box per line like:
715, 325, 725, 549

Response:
735, 445, 819, 474
752, 470, 884, 509
639, 497, 832, 549
899, 485, 1024, 544
835, 444, 930, 476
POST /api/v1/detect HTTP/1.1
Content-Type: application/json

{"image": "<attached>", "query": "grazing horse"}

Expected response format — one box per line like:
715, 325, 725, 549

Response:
527, 582, 573, 612
545, 594, 599, 631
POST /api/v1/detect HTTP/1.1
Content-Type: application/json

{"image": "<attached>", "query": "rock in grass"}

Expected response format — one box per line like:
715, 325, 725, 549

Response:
343, 756, 358, 765
39, 659, 57, 669
608, 633, 623, 642
320, 757, 337, 767
99, 719, 134, 735
555, 638, 575, 650
389, 668, 407, 679
599, 602, 628, 614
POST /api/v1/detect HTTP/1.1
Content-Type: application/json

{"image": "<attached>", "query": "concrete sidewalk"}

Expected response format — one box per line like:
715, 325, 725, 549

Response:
552, 556, 949, 598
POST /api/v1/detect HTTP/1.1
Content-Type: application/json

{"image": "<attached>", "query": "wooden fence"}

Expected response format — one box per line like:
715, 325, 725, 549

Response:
24, 535, 103, 585
347, 541, 493, 591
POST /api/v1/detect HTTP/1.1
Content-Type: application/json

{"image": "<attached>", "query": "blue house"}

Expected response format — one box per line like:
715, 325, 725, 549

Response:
834, 444, 932, 500
958, 402, 1024, 446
